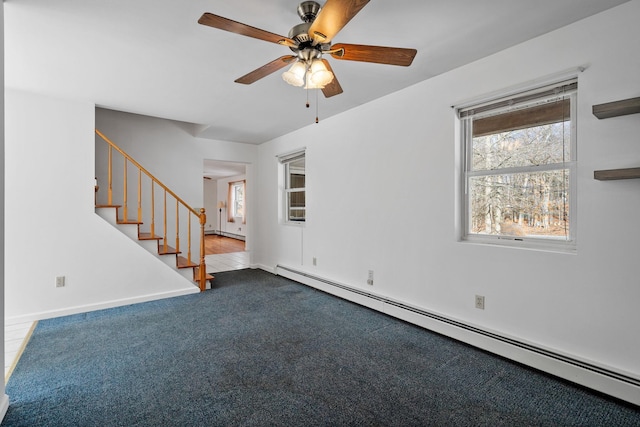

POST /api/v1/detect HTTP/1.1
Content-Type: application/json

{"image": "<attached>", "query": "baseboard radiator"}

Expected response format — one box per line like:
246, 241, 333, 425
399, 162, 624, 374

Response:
275, 265, 640, 406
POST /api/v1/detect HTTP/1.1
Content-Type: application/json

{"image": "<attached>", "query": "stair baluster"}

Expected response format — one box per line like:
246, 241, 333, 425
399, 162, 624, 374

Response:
95, 129, 211, 291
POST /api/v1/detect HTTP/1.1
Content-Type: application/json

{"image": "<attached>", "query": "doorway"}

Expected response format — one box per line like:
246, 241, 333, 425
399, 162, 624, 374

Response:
203, 159, 251, 273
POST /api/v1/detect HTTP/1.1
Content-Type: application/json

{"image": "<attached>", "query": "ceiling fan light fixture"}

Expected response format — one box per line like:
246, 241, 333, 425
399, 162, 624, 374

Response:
200, 0, 417, 102
309, 58, 334, 87
304, 75, 324, 89
282, 61, 307, 87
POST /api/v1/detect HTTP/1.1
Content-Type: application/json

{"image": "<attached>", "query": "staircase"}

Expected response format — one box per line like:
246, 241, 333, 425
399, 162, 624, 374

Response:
94, 129, 213, 291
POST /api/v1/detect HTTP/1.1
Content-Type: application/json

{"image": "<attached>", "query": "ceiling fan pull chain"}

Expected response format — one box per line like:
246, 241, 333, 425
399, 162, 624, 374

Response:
316, 89, 319, 123
306, 61, 312, 108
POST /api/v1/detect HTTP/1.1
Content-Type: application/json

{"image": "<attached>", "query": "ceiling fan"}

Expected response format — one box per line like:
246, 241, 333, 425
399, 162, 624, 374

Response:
198, 0, 417, 99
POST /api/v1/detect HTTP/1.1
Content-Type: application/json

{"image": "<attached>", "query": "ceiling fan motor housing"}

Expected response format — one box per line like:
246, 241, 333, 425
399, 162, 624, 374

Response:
288, 22, 313, 45
289, 0, 322, 45
289, 1, 329, 59
297, 1, 322, 23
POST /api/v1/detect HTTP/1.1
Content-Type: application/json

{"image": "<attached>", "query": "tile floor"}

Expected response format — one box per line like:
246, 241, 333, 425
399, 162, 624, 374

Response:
205, 251, 250, 273
4, 251, 250, 380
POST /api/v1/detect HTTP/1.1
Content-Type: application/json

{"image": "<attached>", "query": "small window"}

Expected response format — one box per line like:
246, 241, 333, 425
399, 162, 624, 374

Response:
278, 150, 306, 223
458, 79, 577, 249
227, 180, 245, 224
231, 181, 244, 218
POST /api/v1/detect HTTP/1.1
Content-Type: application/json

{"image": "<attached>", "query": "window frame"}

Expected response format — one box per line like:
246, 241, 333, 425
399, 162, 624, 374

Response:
229, 180, 245, 220
458, 78, 578, 251
227, 179, 247, 224
278, 149, 306, 225
285, 165, 305, 223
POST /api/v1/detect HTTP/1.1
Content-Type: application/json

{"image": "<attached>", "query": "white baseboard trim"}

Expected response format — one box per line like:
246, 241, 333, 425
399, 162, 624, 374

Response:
6, 287, 199, 325
276, 264, 640, 407
255, 264, 276, 274
0, 394, 9, 423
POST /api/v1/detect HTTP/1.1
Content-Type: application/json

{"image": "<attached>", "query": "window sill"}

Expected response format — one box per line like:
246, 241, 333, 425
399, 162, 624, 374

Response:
460, 235, 576, 254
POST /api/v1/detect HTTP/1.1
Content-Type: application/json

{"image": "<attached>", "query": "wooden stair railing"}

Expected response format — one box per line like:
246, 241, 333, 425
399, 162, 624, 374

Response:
95, 129, 211, 291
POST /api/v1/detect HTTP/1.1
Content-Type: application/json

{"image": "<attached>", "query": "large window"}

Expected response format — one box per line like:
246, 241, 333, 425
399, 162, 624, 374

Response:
458, 79, 577, 249
278, 150, 306, 223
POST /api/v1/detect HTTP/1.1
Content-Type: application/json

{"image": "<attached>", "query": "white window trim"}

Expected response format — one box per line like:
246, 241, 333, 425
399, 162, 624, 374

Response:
457, 79, 578, 253
230, 181, 244, 218
277, 149, 306, 226
285, 190, 306, 220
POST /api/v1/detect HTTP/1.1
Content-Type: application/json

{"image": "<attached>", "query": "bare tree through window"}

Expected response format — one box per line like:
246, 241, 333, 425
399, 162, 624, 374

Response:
460, 79, 577, 246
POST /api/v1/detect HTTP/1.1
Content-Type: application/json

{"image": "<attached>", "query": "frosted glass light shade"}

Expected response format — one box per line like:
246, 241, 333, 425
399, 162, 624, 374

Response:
304, 76, 324, 89
309, 59, 334, 87
282, 61, 307, 87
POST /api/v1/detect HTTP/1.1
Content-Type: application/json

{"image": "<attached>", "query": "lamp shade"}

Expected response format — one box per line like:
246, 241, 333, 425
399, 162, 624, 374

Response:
308, 59, 334, 87
282, 61, 307, 87
304, 75, 324, 89
217, 201, 226, 209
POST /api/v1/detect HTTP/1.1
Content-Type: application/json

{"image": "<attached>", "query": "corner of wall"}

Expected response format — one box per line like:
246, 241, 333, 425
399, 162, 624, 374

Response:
1, 0, 8, 417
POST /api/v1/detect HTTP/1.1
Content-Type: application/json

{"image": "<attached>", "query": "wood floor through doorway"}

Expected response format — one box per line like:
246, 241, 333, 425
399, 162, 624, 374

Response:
205, 235, 245, 255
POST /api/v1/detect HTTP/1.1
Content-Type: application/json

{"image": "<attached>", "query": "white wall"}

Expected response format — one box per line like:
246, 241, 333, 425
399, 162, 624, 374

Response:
4, 99, 258, 324
4, 91, 204, 323
1, 2, 9, 420
256, 0, 640, 398
203, 178, 218, 233
217, 174, 248, 238
95, 108, 257, 249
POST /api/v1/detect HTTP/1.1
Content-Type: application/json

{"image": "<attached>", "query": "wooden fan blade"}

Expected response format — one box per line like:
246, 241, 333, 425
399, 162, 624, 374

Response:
330, 43, 417, 66
321, 60, 343, 98
198, 13, 297, 47
235, 56, 297, 85
308, 0, 370, 44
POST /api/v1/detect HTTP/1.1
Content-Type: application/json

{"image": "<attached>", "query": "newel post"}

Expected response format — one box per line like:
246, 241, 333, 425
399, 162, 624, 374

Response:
199, 208, 207, 291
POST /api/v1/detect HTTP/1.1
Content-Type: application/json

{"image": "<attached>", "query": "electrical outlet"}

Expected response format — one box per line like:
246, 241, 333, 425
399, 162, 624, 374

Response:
367, 270, 374, 286
475, 295, 485, 310
56, 276, 66, 288
312, 257, 317, 266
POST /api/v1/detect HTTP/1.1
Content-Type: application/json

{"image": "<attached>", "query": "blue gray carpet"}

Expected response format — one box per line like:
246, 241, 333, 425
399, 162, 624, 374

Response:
3, 269, 640, 426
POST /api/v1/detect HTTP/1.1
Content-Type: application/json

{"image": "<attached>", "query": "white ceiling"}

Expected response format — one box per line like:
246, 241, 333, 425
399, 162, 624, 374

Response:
5, 0, 630, 145
203, 160, 247, 180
